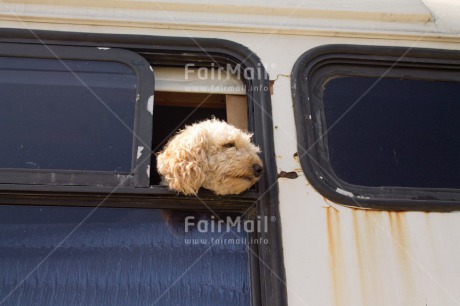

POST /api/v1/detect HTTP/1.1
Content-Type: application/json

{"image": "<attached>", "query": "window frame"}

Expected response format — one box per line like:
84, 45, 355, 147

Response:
0, 42, 154, 188
292, 44, 460, 211
0, 29, 286, 306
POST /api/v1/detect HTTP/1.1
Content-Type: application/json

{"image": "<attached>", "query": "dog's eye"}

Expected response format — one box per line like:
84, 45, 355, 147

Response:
222, 142, 236, 149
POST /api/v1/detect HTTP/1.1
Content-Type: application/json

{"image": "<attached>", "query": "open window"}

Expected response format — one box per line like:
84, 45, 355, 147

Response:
292, 44, 460, 211
0, 44, 254, 195
0, 30, 285, 306
150, 66, 248, 185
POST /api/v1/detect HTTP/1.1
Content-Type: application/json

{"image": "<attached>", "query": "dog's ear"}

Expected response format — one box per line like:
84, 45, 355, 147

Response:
156, 127, 208, 195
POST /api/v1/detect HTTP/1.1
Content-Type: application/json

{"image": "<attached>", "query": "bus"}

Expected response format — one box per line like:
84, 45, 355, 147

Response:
1, 1, 460, 305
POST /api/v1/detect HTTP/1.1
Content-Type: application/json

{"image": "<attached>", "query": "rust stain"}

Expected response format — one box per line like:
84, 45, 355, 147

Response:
327, 207, 420, 305
293, 152, 299, 162
322, 196, 338, 210
326, 206, 351, 306
351, 210, 390, 304
269, 80, 274, 95
387, 211, 418, 301
351, 211, 372, 304
388, 212, 410, 264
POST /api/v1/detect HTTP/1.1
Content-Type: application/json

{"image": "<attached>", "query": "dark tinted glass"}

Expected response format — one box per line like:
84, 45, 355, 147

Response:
0, 205, 251, 305
324, 77, 460, 188
0, 57, 136, 172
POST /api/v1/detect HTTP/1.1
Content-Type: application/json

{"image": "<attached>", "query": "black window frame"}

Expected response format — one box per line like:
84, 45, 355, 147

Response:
292, 44, 460, 211
0, 42, 154, 188
0, 29, 287, 306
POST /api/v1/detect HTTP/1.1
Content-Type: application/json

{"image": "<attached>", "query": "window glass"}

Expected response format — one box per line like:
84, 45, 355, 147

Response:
0, 205, 251, 305
292, 45, 460, 208
324, 77, 460, 189
0, 57, 136, 172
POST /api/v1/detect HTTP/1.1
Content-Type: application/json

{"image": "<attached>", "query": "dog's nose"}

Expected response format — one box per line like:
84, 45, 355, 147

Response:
253, 164, 263, 177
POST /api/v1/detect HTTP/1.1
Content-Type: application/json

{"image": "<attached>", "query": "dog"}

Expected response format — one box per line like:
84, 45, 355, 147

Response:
156, 119, 263, 195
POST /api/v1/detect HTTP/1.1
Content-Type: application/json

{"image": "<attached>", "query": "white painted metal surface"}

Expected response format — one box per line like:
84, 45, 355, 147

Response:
2, 1, 460, 305
154, 67, 245, 94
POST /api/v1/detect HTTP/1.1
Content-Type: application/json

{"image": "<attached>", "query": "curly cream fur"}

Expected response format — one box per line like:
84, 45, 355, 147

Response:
156, 119, 263, 195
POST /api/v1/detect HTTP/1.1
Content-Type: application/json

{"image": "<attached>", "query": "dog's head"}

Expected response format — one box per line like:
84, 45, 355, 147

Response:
156, 119, 263, 195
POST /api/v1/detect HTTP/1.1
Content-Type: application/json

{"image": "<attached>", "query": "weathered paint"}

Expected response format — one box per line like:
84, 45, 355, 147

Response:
136, 146, 144, 160
321, 206, 460, 306
147, 95, 154, 115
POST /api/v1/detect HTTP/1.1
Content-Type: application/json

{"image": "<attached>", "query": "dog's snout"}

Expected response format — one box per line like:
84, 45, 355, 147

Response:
253, 164, 263, 177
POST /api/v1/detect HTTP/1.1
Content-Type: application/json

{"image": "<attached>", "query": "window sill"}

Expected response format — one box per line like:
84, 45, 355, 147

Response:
0, 184, 259, 210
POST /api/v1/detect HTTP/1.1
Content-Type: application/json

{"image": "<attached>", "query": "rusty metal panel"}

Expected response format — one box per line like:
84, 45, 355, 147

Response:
324, 207, 460, 305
